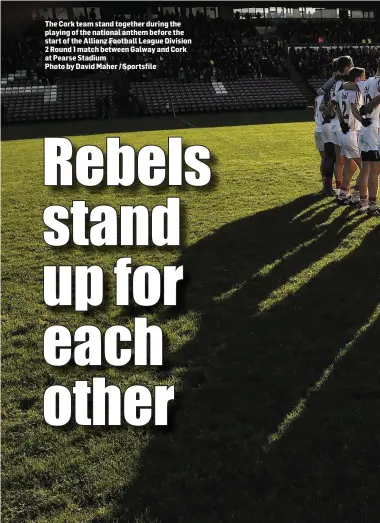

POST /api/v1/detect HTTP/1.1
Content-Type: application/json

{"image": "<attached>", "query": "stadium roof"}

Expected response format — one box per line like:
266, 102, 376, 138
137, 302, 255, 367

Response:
2, 0, 379, 21
3, 0, 380, 7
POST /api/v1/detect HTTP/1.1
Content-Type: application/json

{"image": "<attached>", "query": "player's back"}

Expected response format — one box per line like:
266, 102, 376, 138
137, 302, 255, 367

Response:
330, 79, 343, 131
358, 76, 380, 128
336, 89, 362, 131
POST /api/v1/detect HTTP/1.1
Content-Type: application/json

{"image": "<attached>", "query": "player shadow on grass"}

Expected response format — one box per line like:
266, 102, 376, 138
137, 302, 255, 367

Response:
244, 304, 380, 523
104, 195, 379, 523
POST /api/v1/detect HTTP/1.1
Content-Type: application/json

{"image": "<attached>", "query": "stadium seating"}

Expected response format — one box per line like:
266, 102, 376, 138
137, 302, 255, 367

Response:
2, 71, 308, 123
1, 70, 52, 123
1, 73, 113, 122
3, 11, 378, 124
309, 78, 328, 93
128, 77, 307, 115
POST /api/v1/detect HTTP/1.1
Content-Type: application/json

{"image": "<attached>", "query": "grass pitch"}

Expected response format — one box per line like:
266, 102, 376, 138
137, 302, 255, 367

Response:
2, 121, 380, 523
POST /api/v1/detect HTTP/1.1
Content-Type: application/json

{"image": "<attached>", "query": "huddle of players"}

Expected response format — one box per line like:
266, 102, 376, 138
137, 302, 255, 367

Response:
314, 55, 380, 216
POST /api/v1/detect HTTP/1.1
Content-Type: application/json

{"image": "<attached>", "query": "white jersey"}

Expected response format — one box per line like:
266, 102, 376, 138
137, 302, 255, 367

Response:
333, 89, 363, 132
330, 79, 343, 132
314, 94, 324, 131
357, 76, 380, 129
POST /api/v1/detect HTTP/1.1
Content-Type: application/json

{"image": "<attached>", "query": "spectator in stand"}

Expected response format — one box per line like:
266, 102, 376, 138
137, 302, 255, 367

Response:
278, 19, 379, 45
89, 8, 97, 21
289, 46, 380, 80
2, 9, 378, 104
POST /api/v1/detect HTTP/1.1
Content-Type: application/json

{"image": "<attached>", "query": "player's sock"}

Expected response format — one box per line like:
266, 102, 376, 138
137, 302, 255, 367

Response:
322, 177, 335, 196
322, 156, 334, 181
351, 189, 360, 205
320, 156, 328, 180
321, 144, 335, 196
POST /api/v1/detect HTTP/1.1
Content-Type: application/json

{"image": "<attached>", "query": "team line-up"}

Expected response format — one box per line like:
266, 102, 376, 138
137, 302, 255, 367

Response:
314, 55, 380, 216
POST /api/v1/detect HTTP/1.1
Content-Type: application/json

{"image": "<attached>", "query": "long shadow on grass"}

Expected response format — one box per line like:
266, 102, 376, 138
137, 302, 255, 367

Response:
107, 195, 379, 523
249, 305, 380, 523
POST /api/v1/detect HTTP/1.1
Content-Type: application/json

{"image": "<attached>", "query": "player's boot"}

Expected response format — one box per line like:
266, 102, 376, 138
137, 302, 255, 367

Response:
337, 190, 352, 205
357, 199, 369, 213
367, 203, 380, 217
350, 190, 360, 206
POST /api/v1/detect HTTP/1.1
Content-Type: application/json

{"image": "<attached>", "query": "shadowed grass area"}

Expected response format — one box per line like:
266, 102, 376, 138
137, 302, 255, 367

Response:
2, 121, 379, 523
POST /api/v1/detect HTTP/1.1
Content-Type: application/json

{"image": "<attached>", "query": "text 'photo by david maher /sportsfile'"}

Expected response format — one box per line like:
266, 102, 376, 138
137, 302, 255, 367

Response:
1, 2, 380, 523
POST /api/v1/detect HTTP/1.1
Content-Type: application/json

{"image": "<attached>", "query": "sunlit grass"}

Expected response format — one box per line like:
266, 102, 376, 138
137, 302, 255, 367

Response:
2, 121, 379, 523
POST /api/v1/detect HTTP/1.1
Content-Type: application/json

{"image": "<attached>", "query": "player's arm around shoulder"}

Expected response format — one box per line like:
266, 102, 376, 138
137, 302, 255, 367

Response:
351, 91, 368, 125
323, 76, 336, 93
351, 103, 364, 124
322, 76, 337, 105
342, 81, 358, 91
323, 97, 337, 118
362, 93, 380, 113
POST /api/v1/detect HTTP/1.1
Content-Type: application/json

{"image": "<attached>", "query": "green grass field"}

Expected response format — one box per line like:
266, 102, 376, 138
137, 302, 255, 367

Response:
2, 121, 380, 523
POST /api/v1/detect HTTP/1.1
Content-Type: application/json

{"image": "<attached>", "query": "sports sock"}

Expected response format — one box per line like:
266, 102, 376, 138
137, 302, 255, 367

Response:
322, 156, 334, 180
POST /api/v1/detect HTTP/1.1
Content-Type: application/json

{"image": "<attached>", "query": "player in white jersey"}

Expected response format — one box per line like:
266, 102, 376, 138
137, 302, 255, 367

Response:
360, 90, 380, 147
329, 75, 344, 181
358, 77, 380, 156
320, 57, 353, 195
358, 61, 380, 216
343, 67, 380, 216
331, 67, 365, 204
314, 91, 325, 182
319, 61, 340, 195
330, 79, 343, 147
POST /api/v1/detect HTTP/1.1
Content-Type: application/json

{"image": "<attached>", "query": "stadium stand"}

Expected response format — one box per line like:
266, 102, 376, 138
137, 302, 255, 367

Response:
1, 72, 113, 122
290, 46, 380, 92
129, 77, 307, 115
1, 73, 307, 121
1, 9, 379, 124
278, 19, 380, 45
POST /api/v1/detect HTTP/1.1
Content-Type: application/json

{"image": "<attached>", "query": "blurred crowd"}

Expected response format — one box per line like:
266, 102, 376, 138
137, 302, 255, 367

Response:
124, 14, 289, 81
1, 10, 379, 98
278, 19, 379, 45
290, 45, 380, 79
2, 17, 55, 84
2, 12, 289, 85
